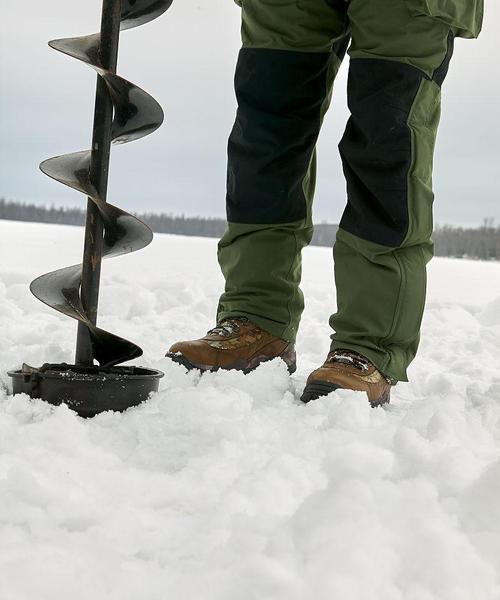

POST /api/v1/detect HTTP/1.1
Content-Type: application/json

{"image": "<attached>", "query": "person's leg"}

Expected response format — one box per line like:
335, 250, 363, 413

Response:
216, 0, 349, 343
328, 0, 478, 384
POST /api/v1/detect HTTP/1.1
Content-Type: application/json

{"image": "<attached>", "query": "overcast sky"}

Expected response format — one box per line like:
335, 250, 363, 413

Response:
1, 0, 498, 226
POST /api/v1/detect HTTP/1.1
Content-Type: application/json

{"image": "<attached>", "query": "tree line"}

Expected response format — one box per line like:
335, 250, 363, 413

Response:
1, 198, 499, 260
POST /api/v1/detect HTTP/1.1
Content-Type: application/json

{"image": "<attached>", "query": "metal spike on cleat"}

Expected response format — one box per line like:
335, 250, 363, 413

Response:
8, 0, 173, 417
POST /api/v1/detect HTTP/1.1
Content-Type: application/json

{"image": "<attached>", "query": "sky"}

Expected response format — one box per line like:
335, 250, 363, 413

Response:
0, 0, 498, 226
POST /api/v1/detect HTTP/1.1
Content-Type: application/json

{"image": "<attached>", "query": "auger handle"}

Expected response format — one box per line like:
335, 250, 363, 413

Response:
75, 0, 122, 366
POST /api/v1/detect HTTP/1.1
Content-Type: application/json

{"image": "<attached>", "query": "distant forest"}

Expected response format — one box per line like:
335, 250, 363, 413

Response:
1, 198, 499, 261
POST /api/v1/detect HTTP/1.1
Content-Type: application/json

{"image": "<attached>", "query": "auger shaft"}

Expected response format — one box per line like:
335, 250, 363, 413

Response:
75, 0, 122, 365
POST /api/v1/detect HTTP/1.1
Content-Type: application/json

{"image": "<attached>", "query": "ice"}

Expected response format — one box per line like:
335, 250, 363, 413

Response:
0, 220, 500, 599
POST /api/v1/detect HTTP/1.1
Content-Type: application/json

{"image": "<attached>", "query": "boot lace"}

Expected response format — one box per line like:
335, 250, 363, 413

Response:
207, 317, 248, 338
328, 349, 371, 373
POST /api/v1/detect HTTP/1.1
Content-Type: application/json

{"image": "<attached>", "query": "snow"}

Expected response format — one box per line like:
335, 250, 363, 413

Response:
1, 219, 500, 600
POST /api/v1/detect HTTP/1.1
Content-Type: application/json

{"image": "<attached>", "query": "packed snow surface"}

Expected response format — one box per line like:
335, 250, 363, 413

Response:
1, 220, 500, 600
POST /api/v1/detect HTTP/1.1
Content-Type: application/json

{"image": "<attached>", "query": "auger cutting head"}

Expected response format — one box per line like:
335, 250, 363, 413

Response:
8, 0, 173, 416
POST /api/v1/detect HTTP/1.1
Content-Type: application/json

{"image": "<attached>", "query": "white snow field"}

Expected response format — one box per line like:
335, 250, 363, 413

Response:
1, 219, 500, 600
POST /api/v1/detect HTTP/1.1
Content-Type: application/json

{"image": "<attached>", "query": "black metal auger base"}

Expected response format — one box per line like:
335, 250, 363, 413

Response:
8, 363, 164, 418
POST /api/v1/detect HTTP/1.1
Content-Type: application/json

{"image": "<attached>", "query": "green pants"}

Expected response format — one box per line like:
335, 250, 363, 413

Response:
217, 0, 483, 382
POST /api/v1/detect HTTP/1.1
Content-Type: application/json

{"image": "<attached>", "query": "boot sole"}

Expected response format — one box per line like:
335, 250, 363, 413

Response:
166, 352, 297, 375
300, 380, 391, 407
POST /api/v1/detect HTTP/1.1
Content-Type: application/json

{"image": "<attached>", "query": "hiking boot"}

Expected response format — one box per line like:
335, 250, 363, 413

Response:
300, 349, 392, 407
166, 317, 296, 374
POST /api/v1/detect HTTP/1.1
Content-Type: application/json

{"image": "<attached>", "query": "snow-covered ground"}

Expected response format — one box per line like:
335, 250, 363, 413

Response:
1, 219, 500, 600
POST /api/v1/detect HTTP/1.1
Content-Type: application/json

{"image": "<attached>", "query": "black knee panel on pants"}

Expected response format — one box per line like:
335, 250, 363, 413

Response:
227, 48, 333, 225
339, 36, 453, 248
339, 58, 424, 247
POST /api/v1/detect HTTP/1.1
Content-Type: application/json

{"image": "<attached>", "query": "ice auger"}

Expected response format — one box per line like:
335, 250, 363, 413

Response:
9, 0, 173, 417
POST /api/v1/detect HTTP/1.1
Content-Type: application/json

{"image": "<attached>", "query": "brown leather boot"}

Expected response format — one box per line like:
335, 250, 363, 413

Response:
301, 349, 392, 407
166, 317, 296, 374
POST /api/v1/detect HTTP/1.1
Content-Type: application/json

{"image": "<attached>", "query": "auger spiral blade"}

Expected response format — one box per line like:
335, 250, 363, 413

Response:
8, 0, 173, 416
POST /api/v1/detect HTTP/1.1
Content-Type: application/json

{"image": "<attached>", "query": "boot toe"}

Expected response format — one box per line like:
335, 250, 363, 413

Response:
166, 340, 218, 371
300, 380, 342, 403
